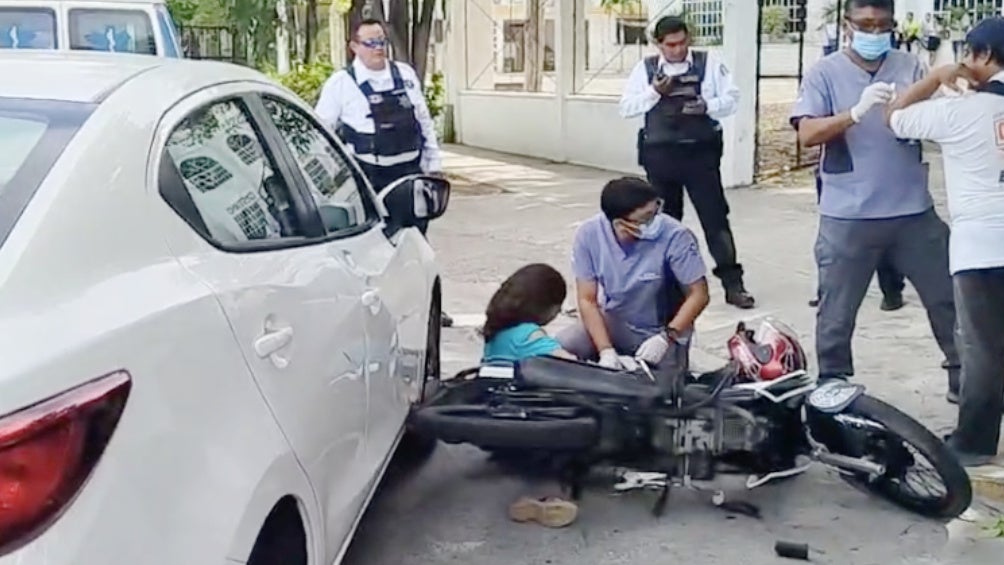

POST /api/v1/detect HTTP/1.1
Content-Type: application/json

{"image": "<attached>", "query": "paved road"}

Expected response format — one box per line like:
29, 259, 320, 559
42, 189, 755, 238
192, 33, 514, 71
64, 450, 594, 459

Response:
343, 146, 1002, 565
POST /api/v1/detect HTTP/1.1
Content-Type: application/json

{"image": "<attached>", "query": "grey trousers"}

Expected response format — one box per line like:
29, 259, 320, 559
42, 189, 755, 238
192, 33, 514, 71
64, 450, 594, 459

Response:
556, 315, 690, 390
815, 209, 959, 389
952, 268, 1004, 455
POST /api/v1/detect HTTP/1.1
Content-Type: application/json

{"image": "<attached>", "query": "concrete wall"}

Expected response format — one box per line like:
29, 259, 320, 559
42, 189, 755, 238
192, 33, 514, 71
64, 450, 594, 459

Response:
448, 0, 760, 188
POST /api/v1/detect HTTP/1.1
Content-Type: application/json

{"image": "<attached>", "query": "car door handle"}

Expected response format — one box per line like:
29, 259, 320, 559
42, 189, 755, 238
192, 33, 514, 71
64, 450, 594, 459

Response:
255, 327, 293, 369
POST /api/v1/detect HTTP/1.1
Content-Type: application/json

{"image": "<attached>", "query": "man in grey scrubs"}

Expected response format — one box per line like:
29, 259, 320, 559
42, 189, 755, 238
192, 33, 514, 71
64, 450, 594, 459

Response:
558, 177, 710, 385
789, 0, 960, 398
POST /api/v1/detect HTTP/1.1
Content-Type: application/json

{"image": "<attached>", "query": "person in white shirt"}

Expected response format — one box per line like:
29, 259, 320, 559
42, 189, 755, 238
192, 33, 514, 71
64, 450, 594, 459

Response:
315, 18, 452, 327
618, 15, 753, 310
315, 18, 442, 193
886, 16, 1004, 467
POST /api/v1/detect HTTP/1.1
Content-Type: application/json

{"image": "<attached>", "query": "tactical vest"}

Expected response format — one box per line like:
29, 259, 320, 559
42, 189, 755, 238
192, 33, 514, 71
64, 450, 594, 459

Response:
337, 62, 424, 163
639, 51, 722, 147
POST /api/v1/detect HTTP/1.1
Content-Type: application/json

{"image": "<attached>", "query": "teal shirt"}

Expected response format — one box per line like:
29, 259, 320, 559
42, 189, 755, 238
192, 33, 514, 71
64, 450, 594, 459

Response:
482, 323, 562, 363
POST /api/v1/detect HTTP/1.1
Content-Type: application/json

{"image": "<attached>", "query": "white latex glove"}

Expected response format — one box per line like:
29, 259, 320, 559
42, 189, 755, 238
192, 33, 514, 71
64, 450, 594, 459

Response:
850, 82, 895, 123
598, 348, 623, 370
635, 333, 671, 364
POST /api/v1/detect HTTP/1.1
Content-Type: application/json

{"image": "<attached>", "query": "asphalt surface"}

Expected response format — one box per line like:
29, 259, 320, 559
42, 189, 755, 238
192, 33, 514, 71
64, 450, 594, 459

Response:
342, 146, 1003, 565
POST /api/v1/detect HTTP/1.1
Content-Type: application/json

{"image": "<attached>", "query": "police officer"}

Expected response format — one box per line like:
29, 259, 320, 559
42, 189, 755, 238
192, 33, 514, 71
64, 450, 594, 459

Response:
316, 18, 442, 191
619, 16, 754, 310
316, 18, 453, 326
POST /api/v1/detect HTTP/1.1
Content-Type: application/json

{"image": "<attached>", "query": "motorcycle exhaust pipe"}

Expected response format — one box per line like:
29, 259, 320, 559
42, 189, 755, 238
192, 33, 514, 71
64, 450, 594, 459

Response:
815, 451, 886, 476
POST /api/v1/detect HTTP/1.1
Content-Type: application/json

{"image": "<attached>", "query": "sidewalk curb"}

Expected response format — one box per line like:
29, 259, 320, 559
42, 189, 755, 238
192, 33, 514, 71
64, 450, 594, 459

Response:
970, 465, 1004, 504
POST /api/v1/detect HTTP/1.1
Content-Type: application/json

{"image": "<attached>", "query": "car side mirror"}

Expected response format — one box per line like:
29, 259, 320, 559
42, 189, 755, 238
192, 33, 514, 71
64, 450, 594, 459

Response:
378, 174, 451, 231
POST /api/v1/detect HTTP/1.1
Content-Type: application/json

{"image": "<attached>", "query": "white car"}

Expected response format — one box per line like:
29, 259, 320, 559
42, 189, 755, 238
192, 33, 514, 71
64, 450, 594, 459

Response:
0, 50, 449, 565
0, 0, 183, 56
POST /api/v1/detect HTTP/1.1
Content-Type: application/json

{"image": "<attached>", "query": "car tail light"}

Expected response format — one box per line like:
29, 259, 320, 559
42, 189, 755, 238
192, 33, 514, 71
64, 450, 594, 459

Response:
0, 371, 131, 556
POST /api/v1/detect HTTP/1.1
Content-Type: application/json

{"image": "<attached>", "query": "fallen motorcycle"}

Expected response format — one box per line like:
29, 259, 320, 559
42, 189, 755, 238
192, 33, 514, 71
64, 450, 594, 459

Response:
409, 318, 972, 519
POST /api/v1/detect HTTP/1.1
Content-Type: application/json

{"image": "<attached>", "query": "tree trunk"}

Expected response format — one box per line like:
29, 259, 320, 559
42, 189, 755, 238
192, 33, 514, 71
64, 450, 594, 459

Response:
386, 0, 411, 64
330, 1, 347, 66
524, 0, 544, 92
411, 0, 435, 80
276, 0, 292, 73
305, 0, 318, 61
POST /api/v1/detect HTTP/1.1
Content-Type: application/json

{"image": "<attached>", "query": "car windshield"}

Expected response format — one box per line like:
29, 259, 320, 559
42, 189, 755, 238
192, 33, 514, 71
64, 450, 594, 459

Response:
0, 8, 58, 49
68, 8, 156, 54
0, 98, 93, 250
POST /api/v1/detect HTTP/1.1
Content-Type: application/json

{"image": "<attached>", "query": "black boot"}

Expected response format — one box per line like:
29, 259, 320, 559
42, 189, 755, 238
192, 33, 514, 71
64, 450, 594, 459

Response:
725, 284, 755, 309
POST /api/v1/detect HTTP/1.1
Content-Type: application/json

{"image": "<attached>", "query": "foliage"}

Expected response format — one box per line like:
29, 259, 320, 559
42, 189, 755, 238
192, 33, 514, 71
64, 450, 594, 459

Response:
265, 58, 337, 106
985, 517, 1004, 538
819, 0, 840, 28
761, 5, 789, 39
166, 0, 199, 24
425, 71, 445, 121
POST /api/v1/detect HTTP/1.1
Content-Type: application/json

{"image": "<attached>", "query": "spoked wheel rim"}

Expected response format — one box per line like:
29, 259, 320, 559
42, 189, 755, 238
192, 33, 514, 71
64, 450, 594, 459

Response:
858, 428, 950, 506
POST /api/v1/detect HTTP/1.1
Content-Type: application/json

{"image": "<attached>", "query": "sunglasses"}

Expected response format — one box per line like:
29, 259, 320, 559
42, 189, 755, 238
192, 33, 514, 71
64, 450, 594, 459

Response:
359, 38, 388, 49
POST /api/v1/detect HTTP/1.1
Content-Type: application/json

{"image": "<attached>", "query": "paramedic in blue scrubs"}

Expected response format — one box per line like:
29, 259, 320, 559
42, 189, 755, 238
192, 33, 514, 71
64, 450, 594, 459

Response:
557, 177, 710, 377
790, 0, 960, 400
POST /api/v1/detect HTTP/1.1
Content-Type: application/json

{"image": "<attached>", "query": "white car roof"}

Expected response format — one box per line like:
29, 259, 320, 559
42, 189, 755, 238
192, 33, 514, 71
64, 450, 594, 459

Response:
0, 0, 167, 5
0, 51, 269, 103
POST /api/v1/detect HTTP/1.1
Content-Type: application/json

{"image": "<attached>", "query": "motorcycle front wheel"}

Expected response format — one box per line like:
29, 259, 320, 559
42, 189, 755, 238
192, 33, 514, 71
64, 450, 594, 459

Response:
811, 394, 972, 519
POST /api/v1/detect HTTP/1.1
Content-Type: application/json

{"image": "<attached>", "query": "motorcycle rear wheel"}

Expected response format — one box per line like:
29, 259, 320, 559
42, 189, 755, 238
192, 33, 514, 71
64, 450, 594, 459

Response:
835, 395, 972, 519
410, 404, 599, 450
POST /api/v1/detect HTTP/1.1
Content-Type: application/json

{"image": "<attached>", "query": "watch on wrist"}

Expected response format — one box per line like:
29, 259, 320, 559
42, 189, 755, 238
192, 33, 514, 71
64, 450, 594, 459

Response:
665, 327, 681, 342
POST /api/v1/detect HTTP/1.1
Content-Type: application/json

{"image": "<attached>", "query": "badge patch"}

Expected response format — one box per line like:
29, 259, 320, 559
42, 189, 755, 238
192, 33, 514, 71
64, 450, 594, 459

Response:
404, 79, 415, 89
996, 117, 1004, 148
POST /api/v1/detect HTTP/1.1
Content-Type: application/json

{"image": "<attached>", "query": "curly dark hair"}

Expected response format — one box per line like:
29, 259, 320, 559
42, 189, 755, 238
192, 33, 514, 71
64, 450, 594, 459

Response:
482, 264, 567, 341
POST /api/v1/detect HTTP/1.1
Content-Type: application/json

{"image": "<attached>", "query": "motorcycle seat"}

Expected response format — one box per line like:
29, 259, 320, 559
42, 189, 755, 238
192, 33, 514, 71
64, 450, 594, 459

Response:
514, 356, 664, 400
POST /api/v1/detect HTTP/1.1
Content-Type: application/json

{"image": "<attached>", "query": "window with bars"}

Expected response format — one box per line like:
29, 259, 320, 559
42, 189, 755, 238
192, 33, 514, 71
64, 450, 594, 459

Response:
682, 0, 723, 45
617, 17, 647, 45
932, 0, 1002, 23
762, 0, 803, 34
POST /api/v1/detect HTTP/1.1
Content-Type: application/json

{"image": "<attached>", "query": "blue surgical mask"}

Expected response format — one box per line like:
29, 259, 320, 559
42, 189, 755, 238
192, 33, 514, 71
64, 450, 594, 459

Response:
637, 216, 664, 240
851, 31, 892, 61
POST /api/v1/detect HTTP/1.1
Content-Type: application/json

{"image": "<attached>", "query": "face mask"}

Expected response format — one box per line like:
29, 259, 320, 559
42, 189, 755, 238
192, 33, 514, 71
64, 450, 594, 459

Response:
851, 31, 892, 61
636, 216, 664, 240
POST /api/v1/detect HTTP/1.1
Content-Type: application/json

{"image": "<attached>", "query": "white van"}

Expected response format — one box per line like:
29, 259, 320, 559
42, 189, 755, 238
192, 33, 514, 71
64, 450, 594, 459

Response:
0, 0, 182, 57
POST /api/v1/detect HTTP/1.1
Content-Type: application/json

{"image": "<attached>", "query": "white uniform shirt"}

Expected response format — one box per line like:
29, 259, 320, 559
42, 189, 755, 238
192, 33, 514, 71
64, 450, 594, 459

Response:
890, 71, 1004, 274
315, 58, 442, 172
618, 49, 740, 121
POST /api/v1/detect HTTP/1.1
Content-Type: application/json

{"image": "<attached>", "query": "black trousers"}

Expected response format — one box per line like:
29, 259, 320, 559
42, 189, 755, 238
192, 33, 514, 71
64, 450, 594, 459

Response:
358, 157, 429, 235
814, 168, 905, 298
641, 139, 744, 289
952, 267, 1004, 455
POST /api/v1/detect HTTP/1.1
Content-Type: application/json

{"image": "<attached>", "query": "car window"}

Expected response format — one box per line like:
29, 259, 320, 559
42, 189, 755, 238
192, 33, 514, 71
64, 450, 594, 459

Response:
0, 98, 93, 251
163, 99, 305, 246
68, 8, 157, 55
261, 96, 377, 234
153, 5, 180, 58
0, 115, 47, 190
0, 8, 57, 49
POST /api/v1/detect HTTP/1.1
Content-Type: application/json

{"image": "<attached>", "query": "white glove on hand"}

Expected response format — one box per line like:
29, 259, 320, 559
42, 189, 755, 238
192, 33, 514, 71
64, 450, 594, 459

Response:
635, 333, 671, 364
598, 348, 623, 370
850, 82, 895, 123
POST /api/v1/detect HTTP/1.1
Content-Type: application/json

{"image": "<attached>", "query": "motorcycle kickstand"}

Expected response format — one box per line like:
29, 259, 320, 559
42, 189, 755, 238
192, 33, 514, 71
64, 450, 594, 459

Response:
652, 483, 671, 517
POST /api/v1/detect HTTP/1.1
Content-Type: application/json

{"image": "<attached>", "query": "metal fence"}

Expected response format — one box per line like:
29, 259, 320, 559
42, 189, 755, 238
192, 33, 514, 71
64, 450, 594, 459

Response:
178, 24, 246, 64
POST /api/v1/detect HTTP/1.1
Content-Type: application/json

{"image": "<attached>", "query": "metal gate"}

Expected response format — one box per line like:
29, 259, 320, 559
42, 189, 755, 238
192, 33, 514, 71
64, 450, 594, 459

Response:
752, 0, 820, 180
178, 24, 247, 64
